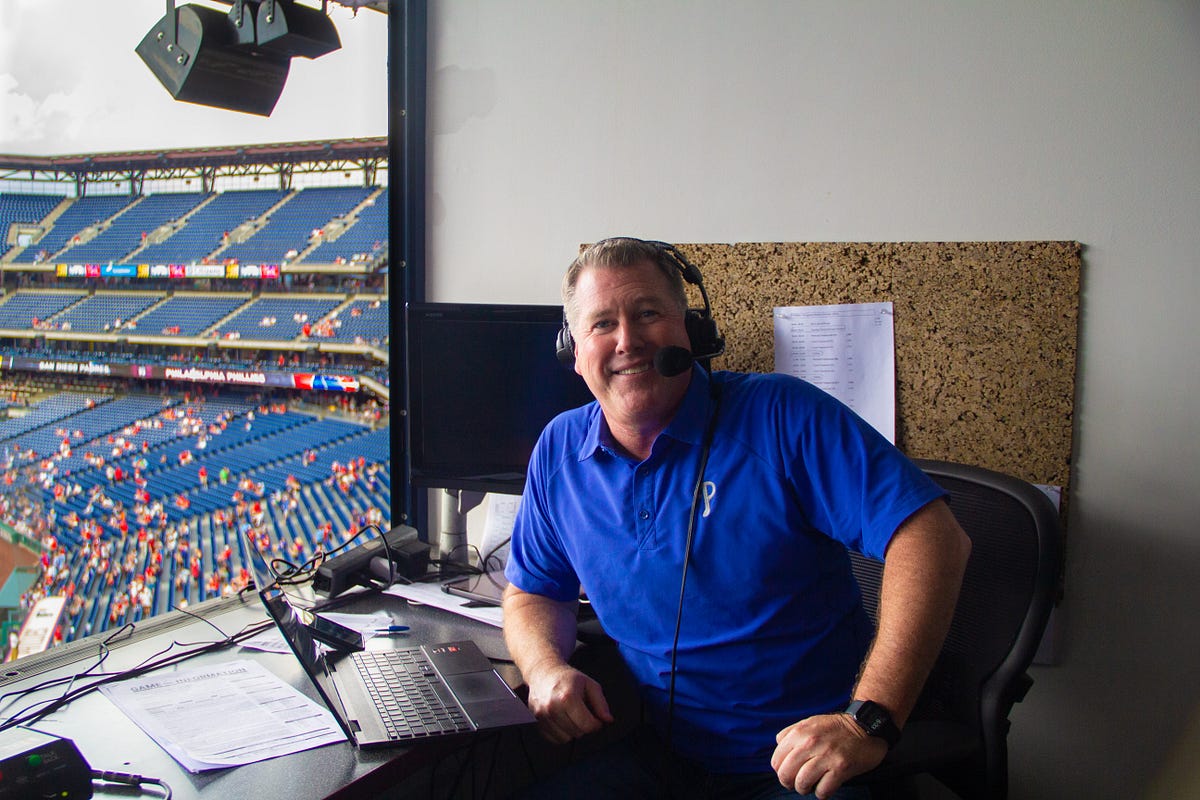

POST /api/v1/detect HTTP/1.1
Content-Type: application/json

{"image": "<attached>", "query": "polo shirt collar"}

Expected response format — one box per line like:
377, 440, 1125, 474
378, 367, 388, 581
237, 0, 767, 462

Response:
577, 365, 713, 460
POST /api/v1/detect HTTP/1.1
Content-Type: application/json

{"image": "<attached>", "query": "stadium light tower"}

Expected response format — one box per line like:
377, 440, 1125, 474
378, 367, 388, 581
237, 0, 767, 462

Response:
137, 0, 342, 116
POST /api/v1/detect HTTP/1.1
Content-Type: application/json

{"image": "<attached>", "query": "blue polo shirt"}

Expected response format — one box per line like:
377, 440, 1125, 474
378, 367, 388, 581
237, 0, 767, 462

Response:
506, 366, 945, 773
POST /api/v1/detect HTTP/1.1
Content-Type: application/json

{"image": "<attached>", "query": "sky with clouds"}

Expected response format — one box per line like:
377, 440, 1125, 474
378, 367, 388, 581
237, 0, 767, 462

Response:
0, 0, 388, 156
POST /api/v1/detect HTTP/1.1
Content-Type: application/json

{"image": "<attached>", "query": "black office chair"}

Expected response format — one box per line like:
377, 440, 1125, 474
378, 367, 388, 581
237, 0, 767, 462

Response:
849, 459, 1063, 800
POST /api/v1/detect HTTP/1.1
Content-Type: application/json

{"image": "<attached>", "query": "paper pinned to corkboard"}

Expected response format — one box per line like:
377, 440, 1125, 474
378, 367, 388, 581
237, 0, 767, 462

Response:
675, 241, 1080, 494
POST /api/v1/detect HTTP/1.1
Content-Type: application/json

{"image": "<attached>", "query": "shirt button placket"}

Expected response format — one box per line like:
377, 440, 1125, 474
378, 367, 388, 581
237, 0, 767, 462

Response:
634, 464, 655, 548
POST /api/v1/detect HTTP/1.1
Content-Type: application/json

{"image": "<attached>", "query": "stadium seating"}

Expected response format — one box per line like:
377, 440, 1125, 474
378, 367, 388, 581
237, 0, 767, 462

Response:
132, 292, 251, 337
11, 195, 138, 263
0, 290, 88, 330
65, 193, 208, 264
0, 392, 110, 442
0, 176, 392, 648
1, 388, 390, 641
0, 194, 64, 259
215, 294, 342, 341
10, 394, 170, 459
221, 186, 373, 266
305, 187, 389, 264
52, 292, 166, 333
311, 297, 389, 345
136, 189, 287, 265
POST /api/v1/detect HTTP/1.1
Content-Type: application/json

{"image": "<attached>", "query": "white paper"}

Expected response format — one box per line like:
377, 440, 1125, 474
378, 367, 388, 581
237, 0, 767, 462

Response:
383, 580, 504, 628
479, 494, 520, 569
773, 302, 896, 442
100, 659, 346, 772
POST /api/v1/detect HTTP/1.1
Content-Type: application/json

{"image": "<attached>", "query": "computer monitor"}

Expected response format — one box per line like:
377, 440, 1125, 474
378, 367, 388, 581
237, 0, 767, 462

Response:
405, 302, 595, 494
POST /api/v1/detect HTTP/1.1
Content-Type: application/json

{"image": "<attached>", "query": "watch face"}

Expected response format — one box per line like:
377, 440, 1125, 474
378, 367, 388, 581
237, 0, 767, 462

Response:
847, 700, 899, 746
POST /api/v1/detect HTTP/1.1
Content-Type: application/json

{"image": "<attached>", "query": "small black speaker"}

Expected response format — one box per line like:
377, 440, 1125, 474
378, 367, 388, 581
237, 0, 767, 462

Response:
136, 4, 291, 117
255, 0, 342, 60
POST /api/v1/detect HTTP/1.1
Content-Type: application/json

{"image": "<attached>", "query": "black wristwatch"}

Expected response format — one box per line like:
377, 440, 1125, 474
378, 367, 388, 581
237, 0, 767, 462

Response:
843, 699, 901, 748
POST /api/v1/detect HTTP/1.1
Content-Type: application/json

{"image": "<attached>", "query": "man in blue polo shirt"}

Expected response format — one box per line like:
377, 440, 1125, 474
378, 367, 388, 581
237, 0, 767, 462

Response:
503, 238, 971, 799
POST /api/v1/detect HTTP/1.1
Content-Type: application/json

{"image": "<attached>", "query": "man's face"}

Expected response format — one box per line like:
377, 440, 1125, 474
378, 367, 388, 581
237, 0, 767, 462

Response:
569, 261, 693, 436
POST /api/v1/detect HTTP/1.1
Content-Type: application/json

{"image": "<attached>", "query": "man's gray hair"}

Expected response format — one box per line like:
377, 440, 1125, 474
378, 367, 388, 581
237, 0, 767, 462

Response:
561, 237, 688, 330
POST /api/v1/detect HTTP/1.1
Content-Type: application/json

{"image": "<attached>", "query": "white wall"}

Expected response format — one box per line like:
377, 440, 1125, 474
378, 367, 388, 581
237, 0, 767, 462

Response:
427, 2, 1200, 796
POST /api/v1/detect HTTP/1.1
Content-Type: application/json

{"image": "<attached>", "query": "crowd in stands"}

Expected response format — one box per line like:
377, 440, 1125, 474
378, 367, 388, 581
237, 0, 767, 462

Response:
2, 381, 392, 651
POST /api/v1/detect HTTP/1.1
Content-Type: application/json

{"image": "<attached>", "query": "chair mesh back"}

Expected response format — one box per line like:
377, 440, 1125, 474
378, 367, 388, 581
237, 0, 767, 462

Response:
849, 467, 1043, 727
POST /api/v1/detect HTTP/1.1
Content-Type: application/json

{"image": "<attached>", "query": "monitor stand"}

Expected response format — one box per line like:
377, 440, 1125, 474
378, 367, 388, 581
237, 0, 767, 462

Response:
438, 488, 485, 565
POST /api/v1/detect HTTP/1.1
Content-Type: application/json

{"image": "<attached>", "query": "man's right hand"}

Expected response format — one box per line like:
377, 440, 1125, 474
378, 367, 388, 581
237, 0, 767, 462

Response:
524, 661, 614, 744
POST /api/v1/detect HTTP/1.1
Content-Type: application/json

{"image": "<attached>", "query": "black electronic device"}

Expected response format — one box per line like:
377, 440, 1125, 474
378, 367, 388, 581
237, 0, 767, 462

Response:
0, 727, 92, 800
300, 609, 366, 652
442, 570, 509, 607
312, 525, 427, 598
406, 302, 595, 495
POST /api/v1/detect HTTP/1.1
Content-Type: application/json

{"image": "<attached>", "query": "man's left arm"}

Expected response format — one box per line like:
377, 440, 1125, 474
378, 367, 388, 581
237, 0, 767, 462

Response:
771, 498, 971, 799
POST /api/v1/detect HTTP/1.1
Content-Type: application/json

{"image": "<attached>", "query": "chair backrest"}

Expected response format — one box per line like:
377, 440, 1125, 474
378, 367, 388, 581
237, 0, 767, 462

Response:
849, 459, 1062, 799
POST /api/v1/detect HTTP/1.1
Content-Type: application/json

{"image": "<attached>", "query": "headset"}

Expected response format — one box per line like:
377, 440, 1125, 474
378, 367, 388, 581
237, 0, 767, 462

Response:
554, 239, 725, 369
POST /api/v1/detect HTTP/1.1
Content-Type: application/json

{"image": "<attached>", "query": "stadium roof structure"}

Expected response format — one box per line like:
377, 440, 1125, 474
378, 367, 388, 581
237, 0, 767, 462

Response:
0, 137, 388, 194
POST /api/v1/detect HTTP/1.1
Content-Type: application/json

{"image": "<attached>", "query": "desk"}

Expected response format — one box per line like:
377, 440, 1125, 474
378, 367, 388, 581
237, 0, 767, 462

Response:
0, 589, 521, 800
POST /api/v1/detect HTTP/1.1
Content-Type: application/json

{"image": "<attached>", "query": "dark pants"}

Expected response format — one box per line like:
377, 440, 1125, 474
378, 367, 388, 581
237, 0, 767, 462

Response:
517, 725, 872, 800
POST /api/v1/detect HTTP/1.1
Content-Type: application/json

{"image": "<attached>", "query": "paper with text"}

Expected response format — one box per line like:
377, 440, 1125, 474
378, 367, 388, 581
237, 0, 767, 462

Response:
773, 302, 896, 443
384, 580, 503, 628
480, 494, 520, 569
100, 658, 346, 772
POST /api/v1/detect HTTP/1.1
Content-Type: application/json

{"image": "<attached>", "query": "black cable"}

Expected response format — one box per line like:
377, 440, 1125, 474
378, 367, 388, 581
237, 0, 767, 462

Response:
664, 380, 722, 748
0, 615, 272, 734
92, 769, 173, 799
479, 536, 510, 574
259, 523, 383, 587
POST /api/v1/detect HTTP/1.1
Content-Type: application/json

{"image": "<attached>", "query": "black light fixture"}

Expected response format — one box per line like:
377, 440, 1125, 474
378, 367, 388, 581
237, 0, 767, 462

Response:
136, 0, 341, 117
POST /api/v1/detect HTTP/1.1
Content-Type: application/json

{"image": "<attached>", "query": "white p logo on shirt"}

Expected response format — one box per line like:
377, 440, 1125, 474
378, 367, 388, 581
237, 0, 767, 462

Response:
702, 481, 717, 518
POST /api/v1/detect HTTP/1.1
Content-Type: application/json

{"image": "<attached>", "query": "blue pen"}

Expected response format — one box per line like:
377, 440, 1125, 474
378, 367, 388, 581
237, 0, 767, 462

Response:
373, 625, 410, 634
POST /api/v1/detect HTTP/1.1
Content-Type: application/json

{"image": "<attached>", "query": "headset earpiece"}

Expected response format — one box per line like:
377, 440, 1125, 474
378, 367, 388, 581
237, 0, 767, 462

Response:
555, 313, 575, 367
684, 309, 723, 360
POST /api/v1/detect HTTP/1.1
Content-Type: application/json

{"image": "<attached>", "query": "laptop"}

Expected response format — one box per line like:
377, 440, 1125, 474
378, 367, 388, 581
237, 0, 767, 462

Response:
256, 584, 534, 748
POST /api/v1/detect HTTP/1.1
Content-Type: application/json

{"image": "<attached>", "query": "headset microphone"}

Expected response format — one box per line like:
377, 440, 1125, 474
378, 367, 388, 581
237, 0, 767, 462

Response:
653, 346, 695, 378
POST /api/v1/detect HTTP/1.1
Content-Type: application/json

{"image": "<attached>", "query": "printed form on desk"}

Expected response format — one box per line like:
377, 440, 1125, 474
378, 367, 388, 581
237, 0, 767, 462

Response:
100, 659, 345, 772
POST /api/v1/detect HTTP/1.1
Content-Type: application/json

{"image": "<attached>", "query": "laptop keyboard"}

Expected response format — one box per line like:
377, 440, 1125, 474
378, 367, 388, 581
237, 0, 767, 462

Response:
354, 648, 473, 740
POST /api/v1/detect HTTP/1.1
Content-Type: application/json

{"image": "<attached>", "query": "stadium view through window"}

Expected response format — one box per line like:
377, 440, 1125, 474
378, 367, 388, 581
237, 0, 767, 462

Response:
0, 140, 392, 660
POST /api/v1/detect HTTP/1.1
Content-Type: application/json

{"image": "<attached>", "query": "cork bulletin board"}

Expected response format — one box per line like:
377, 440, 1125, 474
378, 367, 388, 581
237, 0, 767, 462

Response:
676, 241, 1081, 495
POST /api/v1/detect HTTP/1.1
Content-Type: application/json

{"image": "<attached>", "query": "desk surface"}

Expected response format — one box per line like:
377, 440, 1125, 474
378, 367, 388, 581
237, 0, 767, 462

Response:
0, 588, 518, 800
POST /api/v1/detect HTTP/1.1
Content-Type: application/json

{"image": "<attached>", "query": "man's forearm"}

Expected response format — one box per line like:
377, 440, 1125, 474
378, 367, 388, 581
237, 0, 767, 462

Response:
853, 499, 971, 727
501, 585, 580, 680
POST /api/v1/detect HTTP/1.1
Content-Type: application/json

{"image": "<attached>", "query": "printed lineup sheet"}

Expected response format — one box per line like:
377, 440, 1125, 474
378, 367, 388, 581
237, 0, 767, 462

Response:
100, 659, 346, 772
773, 302, 897, 443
